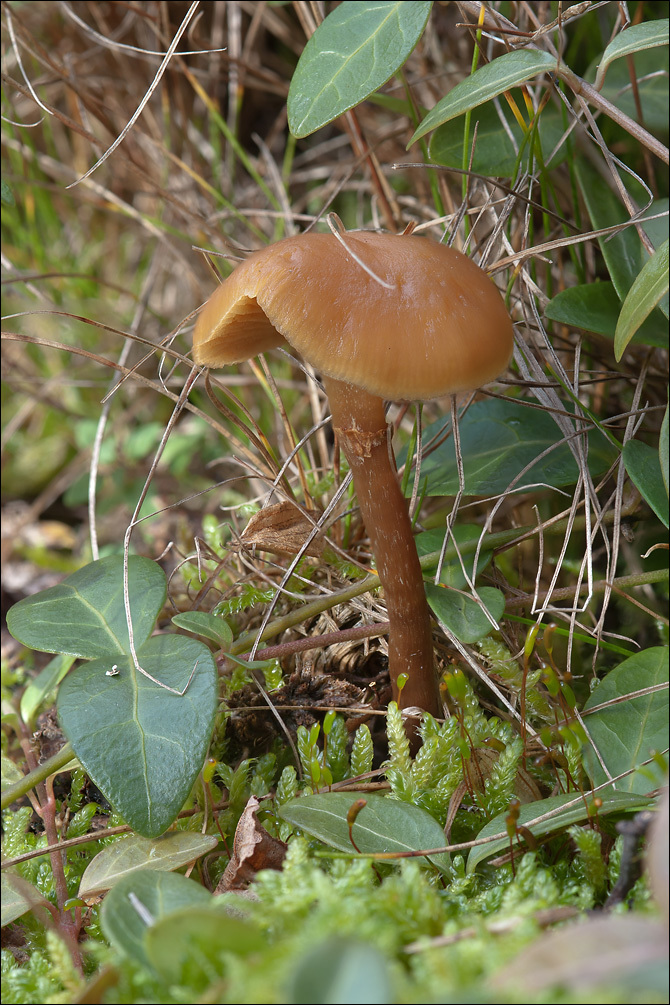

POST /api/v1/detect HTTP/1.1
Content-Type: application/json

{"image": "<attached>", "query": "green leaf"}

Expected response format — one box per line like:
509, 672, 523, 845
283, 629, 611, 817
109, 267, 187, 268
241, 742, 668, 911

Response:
288, 1, 432, 138
660, 404, 669, 496
576, 163, 669, 331
410, 49, 557, 145
1, 754, 24, 789
6, 557, 219, 836
79, 832, 219, 897
622, 440, 669, 527
278, 791, 450, 873
638, 199, 670, 261
595, 46, 670, 135
615, 240, 670, 360
123, 422, 164, 462
172, 611, 233, 648
101, 870, 212, 972
425, 585, 505, 644
6, 556, 166, 660
1, 871, 50, 927
467, 791, 654, 873
544, 283, 669, 350
430, 98, 567, 177
20, 654, 75, 727
144, 904, 263, 984
595, 20, 669, 90
288, 937, 392, 1005
415, 525, 493, 588
1, 178, 15, 206
417, 399, 617, 497
582, 647, 669, 794
57, 634, 218, 837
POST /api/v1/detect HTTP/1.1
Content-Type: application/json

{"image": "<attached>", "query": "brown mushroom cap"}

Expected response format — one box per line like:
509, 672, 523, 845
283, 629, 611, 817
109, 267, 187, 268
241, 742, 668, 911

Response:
193, 231, 514, 400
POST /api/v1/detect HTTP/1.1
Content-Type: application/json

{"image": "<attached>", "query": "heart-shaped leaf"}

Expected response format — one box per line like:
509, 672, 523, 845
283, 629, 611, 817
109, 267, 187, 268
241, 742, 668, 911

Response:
418, 399, 617, 497
58, 633, 218, 837
582, 647, 669, 794
7, 555, 165, 660
172, 611, 233, 648
7, 556, 219, 838
425, 585, 505, 644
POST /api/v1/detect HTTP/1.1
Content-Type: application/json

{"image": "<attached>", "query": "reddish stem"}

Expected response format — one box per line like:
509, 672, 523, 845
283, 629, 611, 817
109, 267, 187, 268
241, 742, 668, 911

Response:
323, 376, 441, 719
18, 734, 83, 973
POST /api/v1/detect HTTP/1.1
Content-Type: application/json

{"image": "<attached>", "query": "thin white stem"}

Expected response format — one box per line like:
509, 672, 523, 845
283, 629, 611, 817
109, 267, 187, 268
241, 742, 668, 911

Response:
122, 365, 199, 694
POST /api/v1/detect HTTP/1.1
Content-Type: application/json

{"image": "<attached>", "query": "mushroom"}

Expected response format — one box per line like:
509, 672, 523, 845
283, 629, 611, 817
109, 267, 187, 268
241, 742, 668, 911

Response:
193, 228, 514, 721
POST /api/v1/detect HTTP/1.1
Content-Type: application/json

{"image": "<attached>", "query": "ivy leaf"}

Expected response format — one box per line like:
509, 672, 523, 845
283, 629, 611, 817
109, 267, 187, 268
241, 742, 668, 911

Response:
288, 1, 432, 137
172, 611, 233, 648
425, 585, 505, 644
622, 440, 669, 527
416, 399, 616, 497
7, 557, 219, 838
6, 555, 165, 660
545, 283, 668, 350
58, 634, 218, 837
582, 647, 669, 794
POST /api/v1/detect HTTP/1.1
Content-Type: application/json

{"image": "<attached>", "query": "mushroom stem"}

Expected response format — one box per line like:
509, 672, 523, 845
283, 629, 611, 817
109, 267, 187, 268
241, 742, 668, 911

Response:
323, 375, 441, 719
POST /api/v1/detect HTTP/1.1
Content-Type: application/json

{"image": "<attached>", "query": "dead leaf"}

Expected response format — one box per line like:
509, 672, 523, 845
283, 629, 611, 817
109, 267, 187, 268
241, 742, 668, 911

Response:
240, 501, 324, 557
215, 795, 287, 893
34, 707, 67, 762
